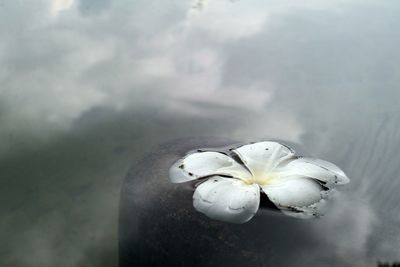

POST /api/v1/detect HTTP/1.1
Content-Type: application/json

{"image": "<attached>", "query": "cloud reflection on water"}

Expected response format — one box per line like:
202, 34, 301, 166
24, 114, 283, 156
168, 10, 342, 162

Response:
1, 0, 400, 266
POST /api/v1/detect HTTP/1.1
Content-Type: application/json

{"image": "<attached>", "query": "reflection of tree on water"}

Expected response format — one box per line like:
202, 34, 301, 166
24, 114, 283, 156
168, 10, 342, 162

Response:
377, 262, 400, 267
192, 0, 240, 10
192, 0, 207, 10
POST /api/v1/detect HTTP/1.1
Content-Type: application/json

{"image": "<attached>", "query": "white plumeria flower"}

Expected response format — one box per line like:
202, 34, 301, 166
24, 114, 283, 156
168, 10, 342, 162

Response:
169, 141, 349, 224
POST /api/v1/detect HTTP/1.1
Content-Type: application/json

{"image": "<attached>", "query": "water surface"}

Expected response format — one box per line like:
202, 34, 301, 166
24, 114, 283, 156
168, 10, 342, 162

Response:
1, 0, 400, 266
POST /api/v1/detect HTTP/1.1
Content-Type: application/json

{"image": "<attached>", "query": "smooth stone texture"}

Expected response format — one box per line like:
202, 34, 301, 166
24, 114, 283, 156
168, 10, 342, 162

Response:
118, 137, 346, 267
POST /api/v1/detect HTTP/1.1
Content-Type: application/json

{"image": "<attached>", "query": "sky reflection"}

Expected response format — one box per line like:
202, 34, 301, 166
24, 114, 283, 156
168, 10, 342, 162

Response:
1, 0, 400, 266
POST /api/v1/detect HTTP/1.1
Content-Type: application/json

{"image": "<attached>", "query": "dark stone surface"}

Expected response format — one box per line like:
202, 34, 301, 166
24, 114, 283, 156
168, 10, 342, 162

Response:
118, 137, 336, 267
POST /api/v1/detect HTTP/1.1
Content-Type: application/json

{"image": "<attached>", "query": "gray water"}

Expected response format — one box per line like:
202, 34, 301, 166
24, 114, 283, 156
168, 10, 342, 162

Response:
1, 0, 400, 266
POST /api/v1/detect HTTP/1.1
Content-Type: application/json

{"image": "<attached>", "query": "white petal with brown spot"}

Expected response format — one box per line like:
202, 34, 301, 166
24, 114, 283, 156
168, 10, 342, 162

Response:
169, 141, 349, 223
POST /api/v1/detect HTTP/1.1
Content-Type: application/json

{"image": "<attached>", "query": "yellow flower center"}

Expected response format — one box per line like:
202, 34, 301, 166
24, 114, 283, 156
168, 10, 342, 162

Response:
242, 172, 278, 186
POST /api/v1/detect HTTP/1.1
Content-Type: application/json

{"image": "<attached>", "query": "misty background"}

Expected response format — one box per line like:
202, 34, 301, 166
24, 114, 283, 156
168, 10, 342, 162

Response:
1, 0, 400, 266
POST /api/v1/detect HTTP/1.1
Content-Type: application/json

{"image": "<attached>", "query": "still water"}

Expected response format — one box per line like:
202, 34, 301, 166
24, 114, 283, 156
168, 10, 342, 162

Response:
1, 0, 400, 266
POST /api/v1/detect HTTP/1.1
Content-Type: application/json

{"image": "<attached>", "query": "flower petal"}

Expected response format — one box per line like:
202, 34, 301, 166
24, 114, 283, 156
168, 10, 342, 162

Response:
278, 198, 329, 219
276, 157, 349, 186
232, 141, 295, 176
260, 176, 326, 212
193, 177, 260, 224
169, 151, 252, 183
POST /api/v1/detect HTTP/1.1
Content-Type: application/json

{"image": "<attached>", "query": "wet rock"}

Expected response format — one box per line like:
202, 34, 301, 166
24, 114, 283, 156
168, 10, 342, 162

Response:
119, 137, 334, 267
